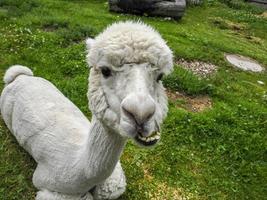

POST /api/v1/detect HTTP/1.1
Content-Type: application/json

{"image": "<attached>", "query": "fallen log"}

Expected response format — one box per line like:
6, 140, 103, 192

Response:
109, 0, 186, 20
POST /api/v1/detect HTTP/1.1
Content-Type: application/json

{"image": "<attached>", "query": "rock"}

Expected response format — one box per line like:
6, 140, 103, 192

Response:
186, 0, 202, 5
109, 0, 186, 20
225, 54, 264, 72
248, 0, 267, 9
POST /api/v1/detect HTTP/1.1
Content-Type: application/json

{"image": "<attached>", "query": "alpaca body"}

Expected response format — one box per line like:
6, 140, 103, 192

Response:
1, 21, 173, 199
0, 67, 126, 199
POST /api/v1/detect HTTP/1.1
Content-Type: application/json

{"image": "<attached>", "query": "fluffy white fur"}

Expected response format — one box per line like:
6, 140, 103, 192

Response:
0, 21, 173, 200
0, 66, 126, 199
3, 64, 33, 84
87, 21, 173, 74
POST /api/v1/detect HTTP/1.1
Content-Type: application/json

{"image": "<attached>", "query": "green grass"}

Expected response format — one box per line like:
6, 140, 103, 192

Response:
0, 0, 266, 199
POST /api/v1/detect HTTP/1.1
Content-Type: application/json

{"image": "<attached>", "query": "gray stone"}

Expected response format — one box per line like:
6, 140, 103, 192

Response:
225, 54, 264, 72
248, 0, 267, 9
186, 0, 202, 5
109, 0, 186, 20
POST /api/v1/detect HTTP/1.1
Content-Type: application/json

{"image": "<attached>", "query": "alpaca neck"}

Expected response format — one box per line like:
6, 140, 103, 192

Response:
82, 116, 126, 182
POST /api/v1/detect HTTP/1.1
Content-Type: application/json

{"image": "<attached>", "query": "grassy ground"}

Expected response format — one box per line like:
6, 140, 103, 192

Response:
0, 0, 266, 199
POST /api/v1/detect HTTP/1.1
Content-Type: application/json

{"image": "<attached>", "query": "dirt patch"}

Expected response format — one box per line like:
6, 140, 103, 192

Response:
42, 25, 58, 32
211, 17, 263, 44
149, 182, 185, 200
42, 21, 68, 32
261, 11, 267, 18
244, 35, 263, 44
166, 89, 212, 112
176, 59, 217, 77
231, 31, 263, 45
211, 17, 246, 31
141, 165, 190, 200
143, 167, 153, 181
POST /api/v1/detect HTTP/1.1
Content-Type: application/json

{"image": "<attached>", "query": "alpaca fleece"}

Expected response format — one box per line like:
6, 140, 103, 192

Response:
0, 21, 173, 200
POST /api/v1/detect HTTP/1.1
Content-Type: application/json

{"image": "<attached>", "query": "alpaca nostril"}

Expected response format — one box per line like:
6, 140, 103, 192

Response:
122, 106, 137, 124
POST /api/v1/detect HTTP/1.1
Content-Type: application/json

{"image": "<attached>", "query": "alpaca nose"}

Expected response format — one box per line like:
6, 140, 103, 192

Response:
122, 93, 156, 125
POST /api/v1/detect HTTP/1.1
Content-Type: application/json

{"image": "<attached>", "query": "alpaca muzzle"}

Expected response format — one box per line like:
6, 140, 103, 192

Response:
121, 92, 155, 127
120, 93, 161, 146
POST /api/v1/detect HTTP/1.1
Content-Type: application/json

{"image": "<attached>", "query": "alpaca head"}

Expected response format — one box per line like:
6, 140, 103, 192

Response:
86, 21, 173, 147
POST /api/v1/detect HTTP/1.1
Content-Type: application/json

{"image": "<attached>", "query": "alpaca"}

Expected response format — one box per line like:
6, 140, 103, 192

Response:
0, 21, 173, 200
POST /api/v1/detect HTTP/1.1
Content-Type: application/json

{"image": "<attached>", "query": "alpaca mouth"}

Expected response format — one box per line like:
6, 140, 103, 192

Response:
134, 131, 161, 146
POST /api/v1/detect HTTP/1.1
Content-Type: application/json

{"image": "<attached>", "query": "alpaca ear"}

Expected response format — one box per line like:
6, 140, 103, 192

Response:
85, 38, 95, 51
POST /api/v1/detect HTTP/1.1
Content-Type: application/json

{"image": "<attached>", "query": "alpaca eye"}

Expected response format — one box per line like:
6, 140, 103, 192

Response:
101, 67, 111, 78
156, 73, 164, 82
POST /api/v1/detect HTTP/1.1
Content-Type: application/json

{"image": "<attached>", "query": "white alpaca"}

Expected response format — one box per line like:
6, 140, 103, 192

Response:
0, 21, 173, 200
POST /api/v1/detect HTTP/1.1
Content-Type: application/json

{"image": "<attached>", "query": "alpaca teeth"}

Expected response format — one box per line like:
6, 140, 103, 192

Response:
137, 132, 161, 143
155, 135, 160, 140
138, 135, 145, 141
139, 136, 146, 141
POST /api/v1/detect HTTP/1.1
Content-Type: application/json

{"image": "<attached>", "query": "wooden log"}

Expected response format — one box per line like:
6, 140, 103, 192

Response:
148, 1, 186, 19
248, 0, 267, 9
109, 0, 186, 20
